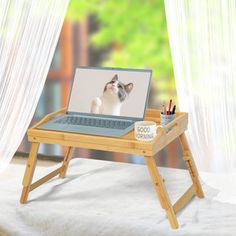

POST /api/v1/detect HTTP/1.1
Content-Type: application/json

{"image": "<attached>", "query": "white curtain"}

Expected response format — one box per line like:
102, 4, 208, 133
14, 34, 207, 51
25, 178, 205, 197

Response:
0, 0, 69, 172
165, 0, 236, 203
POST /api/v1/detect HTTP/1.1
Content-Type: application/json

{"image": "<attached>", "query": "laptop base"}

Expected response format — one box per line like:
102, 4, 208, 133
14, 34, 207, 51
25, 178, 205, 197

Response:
38, 117, 134, 138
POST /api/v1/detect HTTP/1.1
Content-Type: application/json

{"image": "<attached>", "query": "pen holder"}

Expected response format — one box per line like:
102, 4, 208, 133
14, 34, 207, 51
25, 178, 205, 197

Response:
160, 113, 176, 131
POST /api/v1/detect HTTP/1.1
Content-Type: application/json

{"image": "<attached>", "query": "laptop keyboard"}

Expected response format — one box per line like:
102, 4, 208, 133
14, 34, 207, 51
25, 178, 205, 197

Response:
55, 116, 133, 130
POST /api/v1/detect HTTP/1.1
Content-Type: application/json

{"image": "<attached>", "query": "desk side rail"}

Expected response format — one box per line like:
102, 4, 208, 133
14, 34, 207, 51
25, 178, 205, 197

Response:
151, 112, 188, 155
29, 108, 66, 130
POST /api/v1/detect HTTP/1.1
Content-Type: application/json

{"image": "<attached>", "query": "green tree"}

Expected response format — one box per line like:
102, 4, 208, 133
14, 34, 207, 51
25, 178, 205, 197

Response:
66, 0, 174, 81
67, 0, 177, 107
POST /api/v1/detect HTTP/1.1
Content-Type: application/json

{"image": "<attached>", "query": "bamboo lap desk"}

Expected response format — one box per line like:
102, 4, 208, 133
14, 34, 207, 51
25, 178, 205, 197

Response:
20, 108, 204, 229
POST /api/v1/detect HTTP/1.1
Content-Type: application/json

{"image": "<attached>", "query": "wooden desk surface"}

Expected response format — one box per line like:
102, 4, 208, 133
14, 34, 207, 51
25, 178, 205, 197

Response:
27, 109, 188, 156
22, 108, 204, 230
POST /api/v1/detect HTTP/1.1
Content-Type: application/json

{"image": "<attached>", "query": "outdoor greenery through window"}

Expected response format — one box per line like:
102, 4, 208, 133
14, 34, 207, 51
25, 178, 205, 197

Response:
67, 0, 176, 102
17, 0, 182, 168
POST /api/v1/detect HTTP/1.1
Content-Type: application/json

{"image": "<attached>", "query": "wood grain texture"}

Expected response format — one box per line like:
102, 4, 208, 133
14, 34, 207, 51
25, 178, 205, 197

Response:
20, 142, 39, 204
144, 155, 179, 229
173, 184, 195, 213
59, 147, 74, 178
179, 133, 204, 198
30, 167, 63, 191
20, 108, 204, 230
27, 109, 188, 156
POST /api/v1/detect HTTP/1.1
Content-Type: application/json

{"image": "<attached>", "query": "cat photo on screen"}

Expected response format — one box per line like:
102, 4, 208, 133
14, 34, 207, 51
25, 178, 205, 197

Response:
90, 74, 134, 116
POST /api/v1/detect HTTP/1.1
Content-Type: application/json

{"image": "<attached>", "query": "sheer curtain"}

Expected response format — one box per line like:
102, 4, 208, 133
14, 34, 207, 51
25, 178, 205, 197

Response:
165, 0, 236, 203
0, 0, 69, 172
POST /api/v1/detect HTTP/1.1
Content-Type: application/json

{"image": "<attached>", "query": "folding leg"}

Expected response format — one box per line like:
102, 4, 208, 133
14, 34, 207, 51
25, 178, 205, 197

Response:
20, 142, 69, 204
20, 142, 39, 204
144, 156, 179, 229
179, 133, 204, 198
59, 146, 74, 178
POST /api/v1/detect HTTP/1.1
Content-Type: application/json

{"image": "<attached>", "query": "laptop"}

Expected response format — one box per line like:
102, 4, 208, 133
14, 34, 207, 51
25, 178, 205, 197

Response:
38, 66, 152, 137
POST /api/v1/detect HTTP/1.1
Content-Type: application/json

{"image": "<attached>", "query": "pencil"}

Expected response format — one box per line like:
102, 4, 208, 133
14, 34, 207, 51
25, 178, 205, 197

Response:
168, 99, 172, 115
163, 102, 167, 115
161, 104, 164, 114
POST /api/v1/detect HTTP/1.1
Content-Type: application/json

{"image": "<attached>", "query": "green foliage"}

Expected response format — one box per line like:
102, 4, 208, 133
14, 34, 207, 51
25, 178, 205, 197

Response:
66, 0, 174, 80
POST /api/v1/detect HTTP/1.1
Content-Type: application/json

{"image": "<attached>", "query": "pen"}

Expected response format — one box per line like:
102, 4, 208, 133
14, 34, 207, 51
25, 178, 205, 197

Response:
172, 105, 176, 114
168, 99, 172, 115
163, 102, 167, 115
161, 104, 164, 114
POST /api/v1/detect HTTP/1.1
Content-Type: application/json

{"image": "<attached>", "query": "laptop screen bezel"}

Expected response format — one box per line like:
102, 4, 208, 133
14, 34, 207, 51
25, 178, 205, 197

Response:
66, 66, 152, 121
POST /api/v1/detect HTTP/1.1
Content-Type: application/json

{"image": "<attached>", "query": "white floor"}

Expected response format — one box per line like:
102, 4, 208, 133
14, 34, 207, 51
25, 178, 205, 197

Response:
0, 158, 236, 236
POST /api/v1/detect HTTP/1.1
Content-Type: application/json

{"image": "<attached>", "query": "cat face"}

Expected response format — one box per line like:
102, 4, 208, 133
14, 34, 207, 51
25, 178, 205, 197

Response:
104, 74, 133, 102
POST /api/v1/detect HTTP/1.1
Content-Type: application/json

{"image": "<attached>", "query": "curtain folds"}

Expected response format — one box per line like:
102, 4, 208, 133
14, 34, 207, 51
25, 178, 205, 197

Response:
0, 0, 69, 172
164, 0, 236, 203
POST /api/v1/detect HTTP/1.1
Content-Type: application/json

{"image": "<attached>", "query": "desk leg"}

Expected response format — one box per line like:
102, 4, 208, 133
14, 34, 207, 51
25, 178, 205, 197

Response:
179, 133, 204, 198
59, 146, 74, 178
144, 156, 179, 229
20, 142, 39, 204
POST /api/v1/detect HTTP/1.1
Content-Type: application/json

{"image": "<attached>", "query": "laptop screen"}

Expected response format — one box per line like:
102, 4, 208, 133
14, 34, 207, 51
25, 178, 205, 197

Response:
68, 67, 152, 119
